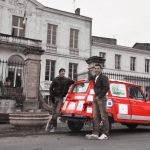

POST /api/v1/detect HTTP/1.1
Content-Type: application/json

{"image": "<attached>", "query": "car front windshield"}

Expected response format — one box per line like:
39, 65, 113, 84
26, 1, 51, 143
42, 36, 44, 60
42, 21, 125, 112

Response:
72, 82, 89, 93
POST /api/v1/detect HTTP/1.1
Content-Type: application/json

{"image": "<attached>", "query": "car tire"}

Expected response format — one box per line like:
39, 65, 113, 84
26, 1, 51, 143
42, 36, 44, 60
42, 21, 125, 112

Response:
99, 118, 112, 134
108, 117, 112, 132
67, 120, 84, 132
126, 124, 138, 129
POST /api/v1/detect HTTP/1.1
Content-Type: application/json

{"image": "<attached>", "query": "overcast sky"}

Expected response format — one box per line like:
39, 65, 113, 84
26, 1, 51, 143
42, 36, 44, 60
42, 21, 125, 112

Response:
37, 0, 150, 47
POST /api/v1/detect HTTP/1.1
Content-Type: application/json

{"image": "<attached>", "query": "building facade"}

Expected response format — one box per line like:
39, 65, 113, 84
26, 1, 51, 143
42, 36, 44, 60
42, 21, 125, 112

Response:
1, 0, 150, 102
92, 36, 150, 99
0, 0, 92, 100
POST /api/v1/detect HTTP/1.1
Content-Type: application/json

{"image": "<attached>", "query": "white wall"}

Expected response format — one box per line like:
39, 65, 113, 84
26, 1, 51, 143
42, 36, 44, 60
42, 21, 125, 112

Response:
92, 43, 150, 77
0, 0, 92, 95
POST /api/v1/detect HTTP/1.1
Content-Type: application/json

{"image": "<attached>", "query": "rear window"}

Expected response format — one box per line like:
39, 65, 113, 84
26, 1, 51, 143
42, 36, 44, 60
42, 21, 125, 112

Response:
72, 82, 89, 93
110, 83, 127, 97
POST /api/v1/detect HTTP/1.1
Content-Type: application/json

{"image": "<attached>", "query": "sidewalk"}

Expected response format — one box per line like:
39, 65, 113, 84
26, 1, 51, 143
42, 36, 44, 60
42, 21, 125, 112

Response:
1, 121, 149, 138
0, 122, 119, 137
0, 123, 48, 137
0, 117, 69, 137
0, 117, 94, 137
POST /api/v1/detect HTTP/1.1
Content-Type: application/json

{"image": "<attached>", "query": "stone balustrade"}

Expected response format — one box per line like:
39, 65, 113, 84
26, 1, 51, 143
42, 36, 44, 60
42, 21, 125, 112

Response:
46, 44, 57, 53
0, 33, 42, 47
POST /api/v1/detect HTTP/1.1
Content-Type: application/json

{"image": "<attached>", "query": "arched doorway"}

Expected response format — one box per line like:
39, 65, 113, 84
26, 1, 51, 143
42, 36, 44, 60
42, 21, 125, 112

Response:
7, 55, 24, 87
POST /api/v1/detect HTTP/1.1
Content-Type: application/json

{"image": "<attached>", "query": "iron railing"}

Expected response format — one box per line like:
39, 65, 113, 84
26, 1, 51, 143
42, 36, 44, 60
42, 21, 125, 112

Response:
104, 72, 150, 88
77, 71, 150, 100
0, 60, 25, 109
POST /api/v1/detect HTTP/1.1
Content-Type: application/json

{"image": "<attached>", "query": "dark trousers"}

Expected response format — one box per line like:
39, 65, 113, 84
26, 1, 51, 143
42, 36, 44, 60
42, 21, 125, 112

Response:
50, 96, 63, 128
92, 97, 109, 136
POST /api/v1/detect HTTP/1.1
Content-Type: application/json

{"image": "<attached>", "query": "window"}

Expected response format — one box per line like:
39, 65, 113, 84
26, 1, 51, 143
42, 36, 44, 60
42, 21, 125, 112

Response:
130, 57, 136, 71
99, 52, 106, 59
69, 63, 78, 80
45, 59, 55, 81
47, 24, 57, 46
70, 28, 79, 49
12, 15, 25, 37
72, 82, 89, 93
145, 59, 150, 73
115, 54, 121, 69
128, 86, 144, 100
99, 52, 106, 67
8, 55, 24, 87
145, 87, 150, 100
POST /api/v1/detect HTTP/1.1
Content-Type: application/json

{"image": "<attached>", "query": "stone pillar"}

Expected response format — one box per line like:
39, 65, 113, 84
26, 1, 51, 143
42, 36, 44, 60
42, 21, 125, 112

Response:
86, 56, 106, 79
23, 47, 44, 111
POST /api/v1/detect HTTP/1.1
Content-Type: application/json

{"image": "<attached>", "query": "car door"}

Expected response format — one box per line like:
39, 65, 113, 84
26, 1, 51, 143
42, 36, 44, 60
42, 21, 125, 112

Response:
128, 86, 150, 122
61, 81, 91, 117
109, 82, 132, 121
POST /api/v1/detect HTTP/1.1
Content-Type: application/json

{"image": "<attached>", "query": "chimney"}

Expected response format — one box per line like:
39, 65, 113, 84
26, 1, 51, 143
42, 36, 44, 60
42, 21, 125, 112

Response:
75, 8, 80, 15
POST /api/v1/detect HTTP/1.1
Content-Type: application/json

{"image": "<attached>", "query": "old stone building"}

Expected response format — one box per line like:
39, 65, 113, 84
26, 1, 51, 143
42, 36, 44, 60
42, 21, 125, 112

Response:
0, 0, 92, 102
91, 36, 150, 99
0, 0, 150, 103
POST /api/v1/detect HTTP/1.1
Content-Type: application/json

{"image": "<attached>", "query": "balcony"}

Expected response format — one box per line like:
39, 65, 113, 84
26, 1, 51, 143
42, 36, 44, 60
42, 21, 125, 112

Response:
0, 33, 42, 48
46, 44, 57, 53
70, 48, 79, 55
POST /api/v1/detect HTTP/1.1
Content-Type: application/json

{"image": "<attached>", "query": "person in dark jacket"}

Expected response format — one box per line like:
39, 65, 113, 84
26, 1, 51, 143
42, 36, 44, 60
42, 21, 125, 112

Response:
49, 68, 74, 132
86, 63, 110, 140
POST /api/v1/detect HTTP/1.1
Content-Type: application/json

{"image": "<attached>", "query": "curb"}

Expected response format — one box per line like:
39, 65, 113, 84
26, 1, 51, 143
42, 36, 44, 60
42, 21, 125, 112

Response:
0, 121, 68, 138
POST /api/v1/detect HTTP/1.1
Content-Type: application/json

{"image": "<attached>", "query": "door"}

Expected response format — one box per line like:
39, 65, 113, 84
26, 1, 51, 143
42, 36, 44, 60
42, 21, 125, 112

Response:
109, 82, 132, 121
128, 86, 150, 122
7, 55, 24, 87
8, 67, 22, 87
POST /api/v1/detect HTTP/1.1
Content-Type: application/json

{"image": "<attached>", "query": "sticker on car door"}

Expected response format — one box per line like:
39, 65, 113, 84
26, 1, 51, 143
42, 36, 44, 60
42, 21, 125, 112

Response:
118, 104, 128, 114
110, 83, 127, 97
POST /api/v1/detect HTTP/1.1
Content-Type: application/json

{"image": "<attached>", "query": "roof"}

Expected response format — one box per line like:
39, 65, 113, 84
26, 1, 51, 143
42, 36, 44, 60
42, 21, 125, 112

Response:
92, 36, 117, 45
132, 43, 150, 51
109, 79, 135, 85
76, 79, 137, 86
30, 0, 92, 22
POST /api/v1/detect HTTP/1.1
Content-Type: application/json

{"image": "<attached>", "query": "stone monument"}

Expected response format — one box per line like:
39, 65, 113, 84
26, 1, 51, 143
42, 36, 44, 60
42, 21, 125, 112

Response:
86, 56, 106, 79
9, 46, 49, 127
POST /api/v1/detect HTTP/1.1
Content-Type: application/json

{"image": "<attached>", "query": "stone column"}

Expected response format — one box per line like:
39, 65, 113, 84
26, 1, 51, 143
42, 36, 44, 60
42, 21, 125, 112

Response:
86, 56, 106, 79
23, 47, 44, 111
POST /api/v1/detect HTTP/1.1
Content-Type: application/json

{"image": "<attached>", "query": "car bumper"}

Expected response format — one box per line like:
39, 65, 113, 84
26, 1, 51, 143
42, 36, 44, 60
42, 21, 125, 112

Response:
60, 113, 91, 121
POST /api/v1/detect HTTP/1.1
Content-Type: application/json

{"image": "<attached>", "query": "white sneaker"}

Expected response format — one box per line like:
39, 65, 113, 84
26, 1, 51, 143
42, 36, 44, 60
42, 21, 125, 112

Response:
85, 134, 99, 140
49, 127, 56, 133
98, 134, 108, 140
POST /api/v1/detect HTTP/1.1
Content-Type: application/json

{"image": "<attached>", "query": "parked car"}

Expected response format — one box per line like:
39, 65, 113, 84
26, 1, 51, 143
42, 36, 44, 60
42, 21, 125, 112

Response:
60, 79, 150, 132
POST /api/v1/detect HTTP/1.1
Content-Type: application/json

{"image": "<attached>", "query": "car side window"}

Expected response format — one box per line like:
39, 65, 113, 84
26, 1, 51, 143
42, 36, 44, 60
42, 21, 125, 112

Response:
128, 86, 144, 100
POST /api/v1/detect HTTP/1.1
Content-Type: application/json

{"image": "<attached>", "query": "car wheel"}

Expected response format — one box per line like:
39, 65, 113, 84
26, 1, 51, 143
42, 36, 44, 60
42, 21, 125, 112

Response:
67, 120, 84, 132
99, 118, 112, 134
126, 124, 138, 129
108, 118, 112, 132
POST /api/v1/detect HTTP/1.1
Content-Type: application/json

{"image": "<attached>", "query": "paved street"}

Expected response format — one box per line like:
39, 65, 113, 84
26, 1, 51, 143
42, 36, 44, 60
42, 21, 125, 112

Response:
0, 123, 149, 150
